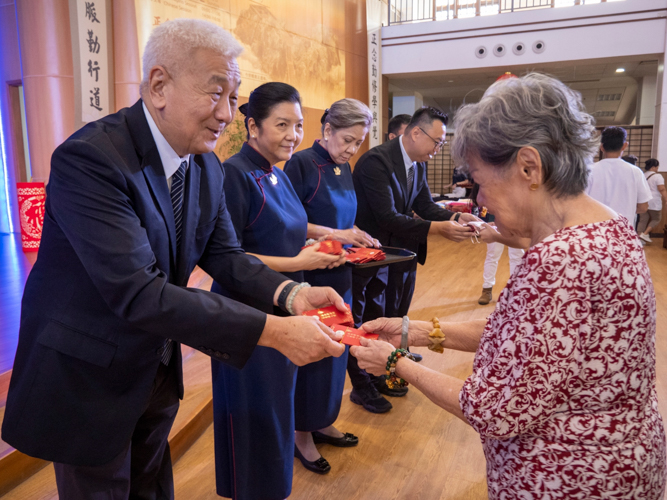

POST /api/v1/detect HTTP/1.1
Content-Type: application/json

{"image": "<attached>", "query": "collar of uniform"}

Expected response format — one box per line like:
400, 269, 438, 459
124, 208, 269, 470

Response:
399, 135, 416, 176
312, 139, 335, 164
241, 142, 273, 171
142, 102, 190, 179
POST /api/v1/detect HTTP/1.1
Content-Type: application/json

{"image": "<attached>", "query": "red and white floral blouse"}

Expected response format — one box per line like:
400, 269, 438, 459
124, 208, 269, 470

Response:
460, 217, 666, 499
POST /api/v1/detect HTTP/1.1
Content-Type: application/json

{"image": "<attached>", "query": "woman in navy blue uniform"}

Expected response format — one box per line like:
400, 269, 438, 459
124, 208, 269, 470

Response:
284, 98, 378, 473
210, 83, 347, 500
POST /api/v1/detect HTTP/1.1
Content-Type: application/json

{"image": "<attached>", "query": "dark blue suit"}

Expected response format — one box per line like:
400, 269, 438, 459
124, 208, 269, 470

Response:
2, 101, 287, 476
353, 137, 454, 320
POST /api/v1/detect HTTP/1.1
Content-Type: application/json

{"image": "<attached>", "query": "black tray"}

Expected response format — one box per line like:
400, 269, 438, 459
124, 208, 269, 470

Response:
345, 246, 416, 269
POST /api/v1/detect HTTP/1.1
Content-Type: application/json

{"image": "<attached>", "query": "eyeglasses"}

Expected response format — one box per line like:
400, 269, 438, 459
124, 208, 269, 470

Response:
418, 127, 447, 150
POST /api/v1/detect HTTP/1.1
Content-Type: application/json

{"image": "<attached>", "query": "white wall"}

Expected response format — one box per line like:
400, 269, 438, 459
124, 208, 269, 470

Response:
381, 0, 667, 75
382, 0, 667, 170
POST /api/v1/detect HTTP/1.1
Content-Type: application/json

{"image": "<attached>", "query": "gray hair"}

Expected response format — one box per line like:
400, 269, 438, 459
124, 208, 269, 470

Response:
321, 98, 373, 135
451, 73, 599, 197
140, 19, 243, 94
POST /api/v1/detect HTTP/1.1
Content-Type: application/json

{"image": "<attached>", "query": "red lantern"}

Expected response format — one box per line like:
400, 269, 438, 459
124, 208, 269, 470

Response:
16, 182, 45, 252
496, 72, 518, 81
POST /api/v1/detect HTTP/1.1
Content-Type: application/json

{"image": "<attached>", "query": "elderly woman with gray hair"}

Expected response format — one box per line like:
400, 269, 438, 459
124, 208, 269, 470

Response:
351, 73, 666, 499
284, 98, 378, 474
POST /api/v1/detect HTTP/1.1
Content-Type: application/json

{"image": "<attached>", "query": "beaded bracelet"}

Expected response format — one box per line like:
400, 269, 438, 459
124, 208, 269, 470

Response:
385, 348, 414, 389
286, 282, 311, 316
427, 317, 446, 353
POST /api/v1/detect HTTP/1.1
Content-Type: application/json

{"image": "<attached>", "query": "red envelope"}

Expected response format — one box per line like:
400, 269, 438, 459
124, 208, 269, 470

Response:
303, 304, 354, 327
331, 325, 379, 346
317, 240, 343, 254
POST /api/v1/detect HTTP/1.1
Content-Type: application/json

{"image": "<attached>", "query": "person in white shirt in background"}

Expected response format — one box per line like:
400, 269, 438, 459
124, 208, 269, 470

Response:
587, 127, 651, 232
638, 158, 666, 244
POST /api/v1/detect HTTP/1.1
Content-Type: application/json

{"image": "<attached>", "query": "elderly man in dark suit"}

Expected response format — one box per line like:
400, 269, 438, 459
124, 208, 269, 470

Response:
2, 19, 345, 499
347, 107, 478, 412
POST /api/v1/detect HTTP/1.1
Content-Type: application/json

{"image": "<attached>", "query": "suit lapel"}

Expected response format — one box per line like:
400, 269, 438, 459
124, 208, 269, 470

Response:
125, 100, 179, 272
142, 153, 178, 270
175, 156, 201, 285
389, 139, 410, 211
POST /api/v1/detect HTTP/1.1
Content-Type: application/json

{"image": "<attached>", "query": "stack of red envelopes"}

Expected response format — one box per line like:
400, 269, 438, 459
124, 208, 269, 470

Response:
331, 325, 379, 346
345, 247, 386, 264
303, 304, 354, 327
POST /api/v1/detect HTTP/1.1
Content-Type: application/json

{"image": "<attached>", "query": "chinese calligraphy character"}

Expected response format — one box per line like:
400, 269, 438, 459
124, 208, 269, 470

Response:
89, 88, 102, 111
373, 111, 378, 123
88, 60, 100, 82
85, 2, 100, 23
87, 30, 100, 54
372, 64, 377, 78
372, 79, 377, 93
371, 48, 378, 63
371, 95, 378, 107
371, 33, 377, 45
153, 16, 161, 26
372, 125, 378, 139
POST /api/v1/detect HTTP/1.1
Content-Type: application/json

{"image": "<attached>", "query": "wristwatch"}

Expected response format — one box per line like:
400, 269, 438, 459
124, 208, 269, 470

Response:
453, 212, 461, 223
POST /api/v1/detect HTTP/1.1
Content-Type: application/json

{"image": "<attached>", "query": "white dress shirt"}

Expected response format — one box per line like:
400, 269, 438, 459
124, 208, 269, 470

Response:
398, 135, 416, 179
142, 102, 190, 190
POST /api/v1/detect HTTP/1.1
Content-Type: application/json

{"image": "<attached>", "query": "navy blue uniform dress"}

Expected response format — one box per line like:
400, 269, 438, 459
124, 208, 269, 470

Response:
211, 143, 307, 500
284, 140, 354, 431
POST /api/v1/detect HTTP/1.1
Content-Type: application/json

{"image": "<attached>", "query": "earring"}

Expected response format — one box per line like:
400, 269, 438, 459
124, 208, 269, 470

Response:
325, 137, 328, 141
530, 183, 539, 191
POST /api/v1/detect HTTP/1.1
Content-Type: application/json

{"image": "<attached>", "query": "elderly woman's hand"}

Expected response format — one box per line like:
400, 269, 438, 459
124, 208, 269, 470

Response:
478, 223, 500, 244
350, 337, 395, 376
361, 317, 434, 347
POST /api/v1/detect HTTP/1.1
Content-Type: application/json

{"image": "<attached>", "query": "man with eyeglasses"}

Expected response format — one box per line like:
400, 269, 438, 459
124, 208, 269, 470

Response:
347, 107, 478, 412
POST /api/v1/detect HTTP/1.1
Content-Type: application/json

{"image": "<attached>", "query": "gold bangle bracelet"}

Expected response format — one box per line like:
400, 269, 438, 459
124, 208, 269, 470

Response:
428, 317, 446, 353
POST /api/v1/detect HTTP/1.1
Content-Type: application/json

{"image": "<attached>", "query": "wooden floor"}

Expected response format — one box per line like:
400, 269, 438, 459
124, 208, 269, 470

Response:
2, 235, 666, 499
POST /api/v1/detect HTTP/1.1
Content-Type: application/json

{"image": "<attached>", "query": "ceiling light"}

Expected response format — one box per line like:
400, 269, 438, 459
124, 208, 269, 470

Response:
616, 68, 625, 73
448, 80, 454, 83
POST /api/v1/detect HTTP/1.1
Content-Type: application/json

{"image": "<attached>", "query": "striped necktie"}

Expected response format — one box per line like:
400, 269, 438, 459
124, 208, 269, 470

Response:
160, 159, 188, 366
407, 163, 415, 201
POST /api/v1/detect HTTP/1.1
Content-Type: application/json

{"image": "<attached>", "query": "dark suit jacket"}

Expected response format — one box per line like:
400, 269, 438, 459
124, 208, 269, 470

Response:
2, 100, 287, 466
353, 137, 454, 265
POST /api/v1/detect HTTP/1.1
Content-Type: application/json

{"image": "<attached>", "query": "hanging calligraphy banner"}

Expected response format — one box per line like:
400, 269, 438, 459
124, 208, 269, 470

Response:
16, 182, 46, 252
367, 0, 383, 147
73, 0, 110, 123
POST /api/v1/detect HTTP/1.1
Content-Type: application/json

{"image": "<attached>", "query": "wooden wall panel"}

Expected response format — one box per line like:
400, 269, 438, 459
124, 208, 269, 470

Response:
134, 0, 369, 164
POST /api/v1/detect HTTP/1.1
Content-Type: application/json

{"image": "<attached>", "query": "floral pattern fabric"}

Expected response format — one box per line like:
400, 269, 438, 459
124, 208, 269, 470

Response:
460, 217, 666, 499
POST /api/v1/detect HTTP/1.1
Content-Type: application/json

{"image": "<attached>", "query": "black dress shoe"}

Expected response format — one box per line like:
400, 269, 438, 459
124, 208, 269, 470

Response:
312, 431, 359, 447
294, 445, 331, 475
349, 384, 392, 413
373, 375, 409, 397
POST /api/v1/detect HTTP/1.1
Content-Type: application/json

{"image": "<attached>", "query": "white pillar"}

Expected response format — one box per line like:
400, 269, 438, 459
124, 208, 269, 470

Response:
638, 75, 657, 125
392, 91, 423, 116
653, 55, 667, 171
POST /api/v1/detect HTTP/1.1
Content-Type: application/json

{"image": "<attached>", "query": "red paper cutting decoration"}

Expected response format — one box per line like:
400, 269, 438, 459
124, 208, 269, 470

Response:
16, 182, 46, 252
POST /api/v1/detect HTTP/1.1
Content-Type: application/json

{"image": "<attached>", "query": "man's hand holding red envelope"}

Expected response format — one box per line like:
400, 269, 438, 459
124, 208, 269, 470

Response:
303, 304, 380, 346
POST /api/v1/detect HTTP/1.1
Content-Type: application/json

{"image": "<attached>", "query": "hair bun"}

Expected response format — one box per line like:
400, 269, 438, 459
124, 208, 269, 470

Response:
238, 103, 249, 116
320, 108, 330, 124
